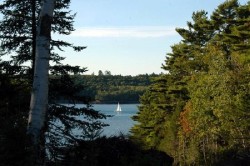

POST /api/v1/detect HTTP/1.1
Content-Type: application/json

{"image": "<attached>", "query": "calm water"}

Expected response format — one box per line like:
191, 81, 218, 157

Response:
77, 104, 139, 136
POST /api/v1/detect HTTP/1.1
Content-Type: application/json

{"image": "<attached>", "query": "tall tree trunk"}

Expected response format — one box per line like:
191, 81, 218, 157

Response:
27, 0, 55, 164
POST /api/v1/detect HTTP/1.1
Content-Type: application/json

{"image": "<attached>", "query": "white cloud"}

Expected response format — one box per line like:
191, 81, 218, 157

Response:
70, 26, 178, 38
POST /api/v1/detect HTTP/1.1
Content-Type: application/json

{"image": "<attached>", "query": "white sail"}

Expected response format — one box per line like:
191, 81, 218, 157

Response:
116, 102, 122, 112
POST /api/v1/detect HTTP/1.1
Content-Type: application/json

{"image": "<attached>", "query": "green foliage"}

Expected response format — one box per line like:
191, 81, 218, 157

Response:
132, 1, 250, 165
131, 75, 173, 150
74, 74, 157, 103
0, 0, 85, 66
0, 0, 105, 165
186, 45, 250, 165
61, 135, 173, 166
0, 60, 33, 165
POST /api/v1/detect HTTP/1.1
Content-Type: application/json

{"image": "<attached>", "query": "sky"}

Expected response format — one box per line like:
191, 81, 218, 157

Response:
1, 0, 249, 76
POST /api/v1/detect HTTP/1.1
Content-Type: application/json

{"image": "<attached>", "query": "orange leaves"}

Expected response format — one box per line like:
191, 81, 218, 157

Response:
179, 101, 192, 135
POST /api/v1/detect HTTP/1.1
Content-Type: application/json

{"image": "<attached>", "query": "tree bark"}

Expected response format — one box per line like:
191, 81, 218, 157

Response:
27, 0, 55, 164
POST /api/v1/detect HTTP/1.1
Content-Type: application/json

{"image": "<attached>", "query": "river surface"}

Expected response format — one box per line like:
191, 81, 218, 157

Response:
76, 104, 139, 136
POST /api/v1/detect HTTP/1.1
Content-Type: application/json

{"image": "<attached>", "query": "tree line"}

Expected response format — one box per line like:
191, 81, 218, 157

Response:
1, 0, 249, 165
0, 0, 171, 165
131, 0, 250, 165
71, 74, 158, 103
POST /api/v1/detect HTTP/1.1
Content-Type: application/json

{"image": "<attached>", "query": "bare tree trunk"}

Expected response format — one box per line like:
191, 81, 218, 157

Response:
27, 0, 55, 164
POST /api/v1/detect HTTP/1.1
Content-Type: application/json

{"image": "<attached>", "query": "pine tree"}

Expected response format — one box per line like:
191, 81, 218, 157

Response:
0, 0, 107, 164
131, 75, 170, 149
0, 61, 31, 165
132, 0, 250, 165
0, 0, 85, 71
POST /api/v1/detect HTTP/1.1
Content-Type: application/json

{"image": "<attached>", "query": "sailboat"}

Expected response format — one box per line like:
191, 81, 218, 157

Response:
116, 102, 122, 112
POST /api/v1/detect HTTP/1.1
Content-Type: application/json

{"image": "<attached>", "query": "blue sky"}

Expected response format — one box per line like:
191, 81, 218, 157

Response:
60, 0, 247, 76
1, 0, 249, 75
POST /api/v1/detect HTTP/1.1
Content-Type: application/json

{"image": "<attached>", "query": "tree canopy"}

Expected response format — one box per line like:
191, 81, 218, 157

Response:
73, 73, 157, 104
0, 0, 107, 165
131, 0, 250, 165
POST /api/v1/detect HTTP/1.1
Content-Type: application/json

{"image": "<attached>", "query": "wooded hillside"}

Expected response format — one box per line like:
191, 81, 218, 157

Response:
72, 74, 159, 103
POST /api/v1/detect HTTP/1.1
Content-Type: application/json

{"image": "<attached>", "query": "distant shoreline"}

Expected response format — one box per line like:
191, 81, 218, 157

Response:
56, 100, 139, 105
91, 101, 139, 104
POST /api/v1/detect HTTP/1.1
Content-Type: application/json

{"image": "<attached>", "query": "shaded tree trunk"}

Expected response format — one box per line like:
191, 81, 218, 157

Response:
27, 0, 55, 164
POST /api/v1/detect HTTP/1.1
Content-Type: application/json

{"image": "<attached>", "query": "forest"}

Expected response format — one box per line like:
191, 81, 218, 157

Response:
71, 73, 158, 103
131, 0, 250, 165
0, 0, 249, 166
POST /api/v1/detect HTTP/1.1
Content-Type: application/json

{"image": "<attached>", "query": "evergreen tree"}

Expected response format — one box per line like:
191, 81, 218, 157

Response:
131, 75, 170, 149
0, 0, 85, 70
0, 0, 107, 165
0, 61, 31, 165
132, 0, 250, 165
